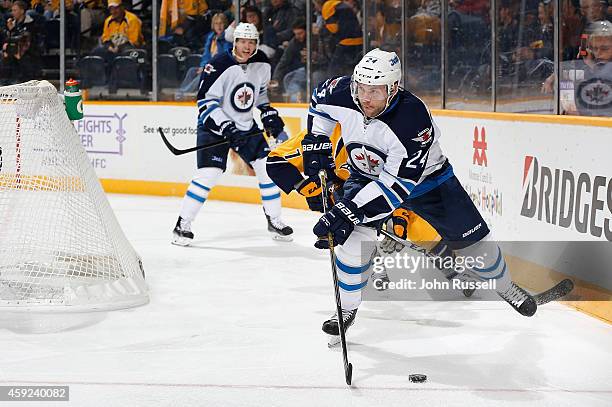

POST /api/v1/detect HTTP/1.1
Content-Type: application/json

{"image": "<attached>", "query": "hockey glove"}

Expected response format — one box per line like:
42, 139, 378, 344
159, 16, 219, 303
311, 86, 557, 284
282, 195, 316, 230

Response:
313, 199, 362, 246
220, 121, 245, 149
379, 208, 410, 254
259, 104, 285, 138
301, 133, 334, 177
295, 176, 324, 212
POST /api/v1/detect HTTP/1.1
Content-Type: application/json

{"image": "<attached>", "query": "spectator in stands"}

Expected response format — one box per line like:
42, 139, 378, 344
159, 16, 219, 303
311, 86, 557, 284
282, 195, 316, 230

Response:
176, 12, 231, 97
180, 0, 210, 48
225, 5, 278, 58
159, 0, 210, 48
500, 1, 553, 85
321, 0, 363, 77
270, 18, 306, 101
406, 0, 440, 50
200, 12, 231, 66
0, 1, 41, 84
79, 0, 106, 48
542, 20, 612, 116
447, 0, 490, 54
580, 0, 610, 25
206, 0, 234, 22
36, 0, 80, 50
561, 0, 583, 60
262, 0, 298, 55
498, 0, 518, 54
180, 0, 209, 19
93, 0, 143, 64
28, 0, 43, 15
1, 0, 13, 16
2, 0, 40, 45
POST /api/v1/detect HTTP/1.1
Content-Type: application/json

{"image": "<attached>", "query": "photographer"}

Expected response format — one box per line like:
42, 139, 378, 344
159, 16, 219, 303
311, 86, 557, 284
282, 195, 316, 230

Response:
1, 0, 41, 84
2, 1, 40, 39
1, 31, 41, 84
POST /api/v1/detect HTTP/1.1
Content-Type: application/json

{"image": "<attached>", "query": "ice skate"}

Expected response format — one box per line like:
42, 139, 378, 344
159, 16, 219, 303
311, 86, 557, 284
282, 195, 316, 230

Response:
324, 308, 357, 347
172, 216, 194, 246
266, 214, 294, 242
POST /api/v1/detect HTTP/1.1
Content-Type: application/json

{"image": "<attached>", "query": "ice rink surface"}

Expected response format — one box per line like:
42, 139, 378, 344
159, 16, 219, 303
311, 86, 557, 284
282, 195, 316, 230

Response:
1, 194, 611, 407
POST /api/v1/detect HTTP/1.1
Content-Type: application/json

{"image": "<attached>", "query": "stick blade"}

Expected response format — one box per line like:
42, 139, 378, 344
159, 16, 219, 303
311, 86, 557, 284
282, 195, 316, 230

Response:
535, 278, 574, 305
345, 363, 353, 385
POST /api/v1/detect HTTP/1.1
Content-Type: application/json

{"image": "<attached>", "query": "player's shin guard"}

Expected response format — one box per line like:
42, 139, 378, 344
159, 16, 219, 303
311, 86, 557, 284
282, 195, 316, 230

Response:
457, 234, 537, 316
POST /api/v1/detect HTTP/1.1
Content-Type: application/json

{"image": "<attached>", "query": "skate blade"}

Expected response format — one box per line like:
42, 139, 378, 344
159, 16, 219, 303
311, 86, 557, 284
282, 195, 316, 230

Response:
270, 233, 293, 242
327, 335, 341, 348
171, 236, 192, 246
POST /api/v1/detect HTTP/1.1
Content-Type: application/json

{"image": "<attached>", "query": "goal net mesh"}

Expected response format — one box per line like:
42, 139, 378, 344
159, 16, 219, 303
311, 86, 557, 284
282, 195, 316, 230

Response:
0, 81, 148, 310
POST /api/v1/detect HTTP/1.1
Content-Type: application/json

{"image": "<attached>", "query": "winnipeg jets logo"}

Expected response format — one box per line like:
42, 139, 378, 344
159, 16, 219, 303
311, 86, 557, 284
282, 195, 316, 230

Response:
577, 78, 612, 109
231, 82, 256, 112
412, 127, 433, 145
348, 145, 385, 176
355, 153, 380, 169
586, 86, 609, 102
237, 88, 251, 106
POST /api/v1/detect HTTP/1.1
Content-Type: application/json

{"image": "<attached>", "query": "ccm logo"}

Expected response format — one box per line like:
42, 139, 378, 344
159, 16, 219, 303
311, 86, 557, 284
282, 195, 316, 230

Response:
337, 202, 360, 225
303, 142, 332, 152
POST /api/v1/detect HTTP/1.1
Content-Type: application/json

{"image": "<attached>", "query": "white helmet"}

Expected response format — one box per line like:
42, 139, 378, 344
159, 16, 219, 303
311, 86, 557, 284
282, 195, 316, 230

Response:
351, 48, 402, 116
233, 22, 259, 57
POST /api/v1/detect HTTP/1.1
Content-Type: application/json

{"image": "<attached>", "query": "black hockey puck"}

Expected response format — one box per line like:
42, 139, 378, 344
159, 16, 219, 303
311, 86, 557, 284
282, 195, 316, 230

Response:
409, 374, 427, 383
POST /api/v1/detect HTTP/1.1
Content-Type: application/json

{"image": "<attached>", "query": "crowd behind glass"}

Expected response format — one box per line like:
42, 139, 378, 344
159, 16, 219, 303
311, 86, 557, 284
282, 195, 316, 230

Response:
1, 0, 610, 116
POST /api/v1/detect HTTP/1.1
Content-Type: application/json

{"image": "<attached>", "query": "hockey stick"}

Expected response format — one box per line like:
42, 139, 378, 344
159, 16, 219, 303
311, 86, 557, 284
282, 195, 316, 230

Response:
534, 278, 574, 305
379, 229, 574, 304
379, 229, 458, 280
319, 169, 353, 386
158, 127, 264, 156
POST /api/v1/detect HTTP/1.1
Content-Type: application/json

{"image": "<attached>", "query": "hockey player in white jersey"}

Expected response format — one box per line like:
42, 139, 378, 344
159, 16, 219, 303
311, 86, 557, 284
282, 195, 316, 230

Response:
305, 49, 539, 337
172, 23, 293, 245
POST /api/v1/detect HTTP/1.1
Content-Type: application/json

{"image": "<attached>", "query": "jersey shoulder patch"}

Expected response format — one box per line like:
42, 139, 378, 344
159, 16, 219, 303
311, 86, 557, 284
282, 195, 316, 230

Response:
381, 90, 434, 147
205, 51, 237, 75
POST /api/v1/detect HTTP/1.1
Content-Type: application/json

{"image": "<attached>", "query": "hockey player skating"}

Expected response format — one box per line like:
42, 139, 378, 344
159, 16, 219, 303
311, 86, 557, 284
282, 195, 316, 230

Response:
172, 23, 293, 245
266, 126, 476, 296
305, 49, 541, 338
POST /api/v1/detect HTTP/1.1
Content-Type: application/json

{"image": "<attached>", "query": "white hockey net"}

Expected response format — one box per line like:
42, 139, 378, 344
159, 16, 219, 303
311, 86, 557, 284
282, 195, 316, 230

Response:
0, 81, 148, 311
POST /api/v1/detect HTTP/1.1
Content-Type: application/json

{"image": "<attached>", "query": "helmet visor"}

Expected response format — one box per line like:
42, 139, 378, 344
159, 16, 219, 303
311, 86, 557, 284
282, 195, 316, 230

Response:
355, 83, 388, 101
